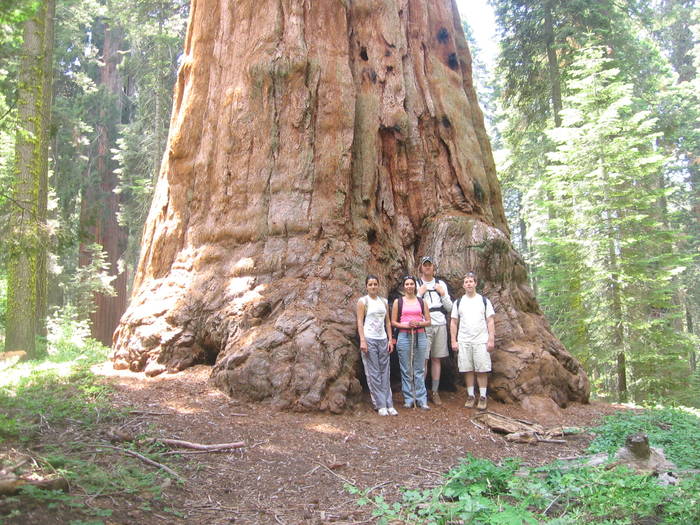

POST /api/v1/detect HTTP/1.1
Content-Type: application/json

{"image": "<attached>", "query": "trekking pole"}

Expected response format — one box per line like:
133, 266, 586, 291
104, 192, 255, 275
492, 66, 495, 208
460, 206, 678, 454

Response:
409, 328, 416, 408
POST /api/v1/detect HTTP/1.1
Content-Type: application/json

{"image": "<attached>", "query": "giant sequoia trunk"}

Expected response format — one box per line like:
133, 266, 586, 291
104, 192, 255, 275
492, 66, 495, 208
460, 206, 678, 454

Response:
79, 22, 128, 347
112, 0, 589, 412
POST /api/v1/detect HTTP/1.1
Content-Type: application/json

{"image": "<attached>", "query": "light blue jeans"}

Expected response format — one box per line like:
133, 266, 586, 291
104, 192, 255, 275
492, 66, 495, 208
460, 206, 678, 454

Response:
396, 331, 428, 407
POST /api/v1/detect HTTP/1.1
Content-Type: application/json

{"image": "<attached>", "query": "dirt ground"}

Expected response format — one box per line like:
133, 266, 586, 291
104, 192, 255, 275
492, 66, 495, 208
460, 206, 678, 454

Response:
3, 364, 622, 524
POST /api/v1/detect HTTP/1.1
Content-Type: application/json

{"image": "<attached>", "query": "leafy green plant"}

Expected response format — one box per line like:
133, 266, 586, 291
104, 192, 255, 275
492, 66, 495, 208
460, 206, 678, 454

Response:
443, 456, 520, 498
349, 409, 700, 524
587, 408, 700, 468
0, 412, 20, 441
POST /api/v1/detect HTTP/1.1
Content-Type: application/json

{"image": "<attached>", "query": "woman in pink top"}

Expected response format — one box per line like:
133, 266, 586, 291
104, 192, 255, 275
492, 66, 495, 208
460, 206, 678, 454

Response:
391, 276, 431, 409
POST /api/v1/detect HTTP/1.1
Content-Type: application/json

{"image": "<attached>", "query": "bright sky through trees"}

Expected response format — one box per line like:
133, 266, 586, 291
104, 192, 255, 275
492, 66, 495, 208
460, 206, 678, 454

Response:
456, 0, 497, 65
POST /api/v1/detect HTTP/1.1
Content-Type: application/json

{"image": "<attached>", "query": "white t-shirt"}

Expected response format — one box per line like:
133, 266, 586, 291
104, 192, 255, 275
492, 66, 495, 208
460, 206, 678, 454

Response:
361, 295, 389, 339
450, 294, 495, 344
417, 278, 452, 326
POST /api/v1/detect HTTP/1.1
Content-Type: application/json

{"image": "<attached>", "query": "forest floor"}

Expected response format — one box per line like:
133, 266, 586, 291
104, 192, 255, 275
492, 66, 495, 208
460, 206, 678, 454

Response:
4, 363, 622, 525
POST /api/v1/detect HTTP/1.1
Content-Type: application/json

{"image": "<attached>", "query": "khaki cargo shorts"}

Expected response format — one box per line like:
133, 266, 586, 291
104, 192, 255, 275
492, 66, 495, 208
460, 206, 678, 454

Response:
457, 342, 491, 373
426, 325, 449, 359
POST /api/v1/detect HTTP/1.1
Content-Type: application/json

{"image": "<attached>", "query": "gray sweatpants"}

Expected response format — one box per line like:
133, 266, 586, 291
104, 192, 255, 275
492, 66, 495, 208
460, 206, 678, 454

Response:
361, 338, 393, 409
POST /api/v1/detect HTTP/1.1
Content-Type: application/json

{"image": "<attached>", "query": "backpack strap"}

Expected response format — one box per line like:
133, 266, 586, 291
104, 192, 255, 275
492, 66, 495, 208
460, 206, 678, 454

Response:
358, 295, 367, 325
455, 295, 487, 321
363, 295, 389, 309
418, 277, 445, 312
397, 296, 425, 322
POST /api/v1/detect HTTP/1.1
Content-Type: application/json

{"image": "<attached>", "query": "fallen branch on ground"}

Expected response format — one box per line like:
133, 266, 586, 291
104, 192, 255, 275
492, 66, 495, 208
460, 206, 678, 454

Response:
107, 429, 245, 452
149, 438, 245, 451
97, 444, 185, 482
316, 461, 355, 485
536, 435, 566, 444
129, 410, 172, 416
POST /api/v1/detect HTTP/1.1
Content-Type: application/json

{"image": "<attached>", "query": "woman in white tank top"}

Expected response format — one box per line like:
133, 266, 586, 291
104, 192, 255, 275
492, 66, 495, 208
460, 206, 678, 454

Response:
356, 275, 397, 416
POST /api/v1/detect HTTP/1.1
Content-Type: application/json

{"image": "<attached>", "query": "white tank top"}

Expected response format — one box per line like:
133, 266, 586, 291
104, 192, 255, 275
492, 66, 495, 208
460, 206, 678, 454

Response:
362, 295, 388, 339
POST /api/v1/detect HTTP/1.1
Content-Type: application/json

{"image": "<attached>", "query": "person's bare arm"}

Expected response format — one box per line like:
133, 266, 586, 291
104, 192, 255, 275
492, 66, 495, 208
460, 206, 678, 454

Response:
356, 300, 367, 353
486, 315, 495, 352
422, 300, 432, 327
451, 317, 459, 351
384, 305, 394, 353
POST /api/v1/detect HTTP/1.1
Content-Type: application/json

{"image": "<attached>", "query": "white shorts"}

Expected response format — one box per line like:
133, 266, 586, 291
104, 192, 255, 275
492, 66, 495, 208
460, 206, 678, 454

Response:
457, 342, 491, 373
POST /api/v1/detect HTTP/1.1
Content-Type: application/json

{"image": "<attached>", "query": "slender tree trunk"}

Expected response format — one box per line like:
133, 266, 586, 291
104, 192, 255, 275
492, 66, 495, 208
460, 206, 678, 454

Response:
79, 22, 128, 347
36, 0, 56, 343
607, 234, 627, 402
687, 297, 697, 373
544, 1, 562, 127
5, 3, 51, 355
515, 189, 537, 295
112, 0, 589, 411
153, 11, 165, 183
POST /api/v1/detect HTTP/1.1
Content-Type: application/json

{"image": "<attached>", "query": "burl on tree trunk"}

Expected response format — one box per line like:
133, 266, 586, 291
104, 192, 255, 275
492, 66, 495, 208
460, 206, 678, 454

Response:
112, 0, 589, 412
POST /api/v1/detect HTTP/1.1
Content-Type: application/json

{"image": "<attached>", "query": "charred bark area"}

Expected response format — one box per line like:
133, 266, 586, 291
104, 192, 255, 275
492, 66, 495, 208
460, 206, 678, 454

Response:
112, 0, 589, 412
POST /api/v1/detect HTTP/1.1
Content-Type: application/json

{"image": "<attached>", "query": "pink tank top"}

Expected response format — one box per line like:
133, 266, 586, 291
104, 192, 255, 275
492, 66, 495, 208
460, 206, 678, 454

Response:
399, 298, 424, 332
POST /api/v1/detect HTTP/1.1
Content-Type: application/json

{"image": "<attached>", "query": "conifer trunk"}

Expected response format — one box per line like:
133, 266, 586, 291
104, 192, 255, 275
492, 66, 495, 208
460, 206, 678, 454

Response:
5, 3, 52, 355
36, 0, 56, 342
544, 1, 562, 127
112, 0, 589, 411
79, 22, 128, 347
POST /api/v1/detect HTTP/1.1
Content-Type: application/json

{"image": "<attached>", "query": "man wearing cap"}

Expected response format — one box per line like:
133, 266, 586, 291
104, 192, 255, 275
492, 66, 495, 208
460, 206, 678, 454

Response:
417, 256, 453, 406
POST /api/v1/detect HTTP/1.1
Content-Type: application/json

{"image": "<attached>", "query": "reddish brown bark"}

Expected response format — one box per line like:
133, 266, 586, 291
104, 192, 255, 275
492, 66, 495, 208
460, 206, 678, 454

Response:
112, 0, 589, 412
79, 23, 128, 347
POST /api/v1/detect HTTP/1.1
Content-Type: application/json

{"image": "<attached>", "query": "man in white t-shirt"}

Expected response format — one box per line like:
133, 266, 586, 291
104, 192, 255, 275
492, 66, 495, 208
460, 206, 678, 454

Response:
450, 272, 495, 410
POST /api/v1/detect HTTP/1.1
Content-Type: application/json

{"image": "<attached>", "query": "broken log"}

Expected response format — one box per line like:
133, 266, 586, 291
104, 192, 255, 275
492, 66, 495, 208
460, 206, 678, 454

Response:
473, 411, 547, 435
473, 411, 574, 444
0, 475, 69, 496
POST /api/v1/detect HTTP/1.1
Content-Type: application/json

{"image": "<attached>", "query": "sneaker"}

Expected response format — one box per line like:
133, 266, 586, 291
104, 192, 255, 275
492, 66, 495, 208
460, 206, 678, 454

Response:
431, 391, 443, 406
477, 396, 488, 410
378, 407, 389, 416
387, 407, 398, 416
464, 396, 476, 408
419, 403, 430, 410
403, 403, 414, 409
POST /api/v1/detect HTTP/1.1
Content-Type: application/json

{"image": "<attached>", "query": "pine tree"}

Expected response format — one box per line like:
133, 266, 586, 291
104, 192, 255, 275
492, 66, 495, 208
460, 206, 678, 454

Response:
544, 47, 693, 402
